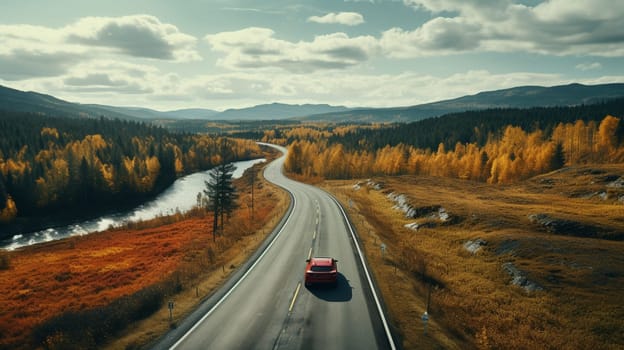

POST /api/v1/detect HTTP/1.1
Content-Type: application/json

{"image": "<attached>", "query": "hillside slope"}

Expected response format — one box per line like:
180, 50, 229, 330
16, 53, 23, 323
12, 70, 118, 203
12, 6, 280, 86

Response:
302, 83, 624, 122
215, 102, 350, 120
327, 163, 624, 349
0, 85, 139, 120
3, 82, 623, 123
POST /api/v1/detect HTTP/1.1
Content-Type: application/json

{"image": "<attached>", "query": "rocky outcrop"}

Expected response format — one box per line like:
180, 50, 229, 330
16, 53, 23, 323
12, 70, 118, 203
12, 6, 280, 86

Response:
607, 176, 624, 188
387, 192, 451, 222
502, 262, 543, 292
353, 179, 385, 191
528, 214, 579, 233
464, 238, 487, 254
528, 213, 624, 240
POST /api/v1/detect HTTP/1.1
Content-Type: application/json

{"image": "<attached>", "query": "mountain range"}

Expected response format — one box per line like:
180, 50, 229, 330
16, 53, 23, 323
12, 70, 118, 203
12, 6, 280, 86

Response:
300, 83, 624, 122
1, 82, 623, 123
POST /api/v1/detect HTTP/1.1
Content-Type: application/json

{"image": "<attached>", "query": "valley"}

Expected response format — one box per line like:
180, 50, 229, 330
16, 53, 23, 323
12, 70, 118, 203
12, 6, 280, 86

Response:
2, 2, 624, 349
1, 83, 623, 349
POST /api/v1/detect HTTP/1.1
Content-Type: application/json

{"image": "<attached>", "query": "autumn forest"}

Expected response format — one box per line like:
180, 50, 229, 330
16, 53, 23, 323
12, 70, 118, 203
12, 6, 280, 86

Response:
0, 112, 261, 232
281, 99, 624, 184
3, 98, 623, 233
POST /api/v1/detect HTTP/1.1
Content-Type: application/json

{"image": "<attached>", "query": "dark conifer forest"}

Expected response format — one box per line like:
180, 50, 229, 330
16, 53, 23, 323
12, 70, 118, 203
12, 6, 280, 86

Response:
328, 98, 624, 152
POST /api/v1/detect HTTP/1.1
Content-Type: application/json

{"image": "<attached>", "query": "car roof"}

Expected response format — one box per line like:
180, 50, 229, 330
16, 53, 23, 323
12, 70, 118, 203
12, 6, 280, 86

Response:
310, 257, 335, 266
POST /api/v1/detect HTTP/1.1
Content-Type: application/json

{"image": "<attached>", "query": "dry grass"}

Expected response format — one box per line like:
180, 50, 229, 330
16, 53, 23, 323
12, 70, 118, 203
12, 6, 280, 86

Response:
0, 154, 290, 349
107, 174, 289, 350
323, 164, 624, 349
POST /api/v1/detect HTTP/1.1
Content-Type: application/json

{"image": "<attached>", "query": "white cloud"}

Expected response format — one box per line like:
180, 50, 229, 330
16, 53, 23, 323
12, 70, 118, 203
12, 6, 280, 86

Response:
404, 0, 509, 17
180, 69, 623, 110
392, 0, 624, 57
136, 69, 573, 108
575, 62, 602, 71
381, 17, 482, 57
2, 3, 621, 111
308, 12, 365, 26
7, 62, 623, 111
0, 24, 87, 80
60, 61, 162, 94
0, 49, 84, 81
205, 27, 378, 72
66, 15, 200, 61
0, 15, 200, 80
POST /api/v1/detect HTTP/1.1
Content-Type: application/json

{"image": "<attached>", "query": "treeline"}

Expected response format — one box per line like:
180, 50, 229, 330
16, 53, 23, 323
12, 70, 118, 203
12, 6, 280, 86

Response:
284, 114, 623, 184
328, 98, 624, 152
0, 112, 261, 223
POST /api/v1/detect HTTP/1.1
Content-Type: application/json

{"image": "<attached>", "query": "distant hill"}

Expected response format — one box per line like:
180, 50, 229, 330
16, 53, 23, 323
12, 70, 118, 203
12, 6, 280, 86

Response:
0, 85, 345, 121
2, 82, 624, 124
0, 85, 141, 121
301, 83, 624, 123
215, 102, 350, 120
0, 84, 219, 121
85, 105, 218, 120
86, 103, 345, 121
165, 108, 219, 119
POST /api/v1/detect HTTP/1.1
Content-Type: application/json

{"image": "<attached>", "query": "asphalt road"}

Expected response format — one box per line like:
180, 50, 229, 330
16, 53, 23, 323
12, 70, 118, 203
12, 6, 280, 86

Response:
152, 144, 396, 350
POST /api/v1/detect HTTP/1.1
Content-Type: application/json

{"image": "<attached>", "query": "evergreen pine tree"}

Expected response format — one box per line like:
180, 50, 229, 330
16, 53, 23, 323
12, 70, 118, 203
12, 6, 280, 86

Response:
551, 142, 566, 170
0, 172, 7, 211
204, 161, 238, 241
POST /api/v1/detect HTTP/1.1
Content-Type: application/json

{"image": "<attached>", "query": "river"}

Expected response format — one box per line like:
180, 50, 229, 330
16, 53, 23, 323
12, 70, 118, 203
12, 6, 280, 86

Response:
2, 158, 266, 250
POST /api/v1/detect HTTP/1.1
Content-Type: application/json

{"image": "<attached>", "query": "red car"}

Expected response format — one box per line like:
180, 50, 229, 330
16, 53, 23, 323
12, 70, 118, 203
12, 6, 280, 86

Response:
305, 257, 338, 287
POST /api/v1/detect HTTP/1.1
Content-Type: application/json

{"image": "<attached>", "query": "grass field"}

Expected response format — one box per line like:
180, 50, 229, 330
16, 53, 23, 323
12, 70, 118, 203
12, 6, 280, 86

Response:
324, 164, 624, 349
0, 153, 290, 349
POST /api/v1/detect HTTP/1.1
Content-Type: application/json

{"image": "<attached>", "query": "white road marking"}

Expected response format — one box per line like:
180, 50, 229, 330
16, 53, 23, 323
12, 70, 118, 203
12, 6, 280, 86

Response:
289, 282, 302, 312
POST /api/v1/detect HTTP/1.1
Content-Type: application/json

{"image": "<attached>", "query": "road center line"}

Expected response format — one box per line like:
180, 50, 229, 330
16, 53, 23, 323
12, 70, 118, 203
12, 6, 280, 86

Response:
289, 282, 301, 312
307, 247, 312, 260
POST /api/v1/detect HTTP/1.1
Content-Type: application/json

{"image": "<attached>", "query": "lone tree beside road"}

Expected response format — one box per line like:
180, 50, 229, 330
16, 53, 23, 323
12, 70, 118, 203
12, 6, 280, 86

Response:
204, 157, 239, 241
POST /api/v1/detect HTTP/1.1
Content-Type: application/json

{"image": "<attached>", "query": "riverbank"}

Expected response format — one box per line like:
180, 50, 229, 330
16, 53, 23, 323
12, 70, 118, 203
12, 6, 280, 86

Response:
0, 151, 290, 349
1, 158, 266, 250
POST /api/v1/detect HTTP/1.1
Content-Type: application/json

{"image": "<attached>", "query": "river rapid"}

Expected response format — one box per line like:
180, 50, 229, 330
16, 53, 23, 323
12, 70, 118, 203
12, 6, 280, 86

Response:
2, 158, 266, 250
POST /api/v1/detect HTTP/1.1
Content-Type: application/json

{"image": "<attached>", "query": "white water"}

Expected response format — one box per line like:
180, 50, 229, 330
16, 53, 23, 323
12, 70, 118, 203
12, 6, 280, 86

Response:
2, 158, 265, 250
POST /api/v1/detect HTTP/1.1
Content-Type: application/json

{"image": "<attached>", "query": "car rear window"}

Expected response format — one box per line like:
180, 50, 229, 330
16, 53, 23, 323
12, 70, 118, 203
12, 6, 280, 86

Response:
310, 266, 334, 272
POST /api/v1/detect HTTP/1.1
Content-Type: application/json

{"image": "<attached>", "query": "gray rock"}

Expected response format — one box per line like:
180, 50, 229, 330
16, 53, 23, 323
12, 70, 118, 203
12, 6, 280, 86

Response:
464, 238, 487, 254
502, 262, 543, 292
367, 179, 384, 190
607, 177, 624, 188
404, 222, 420, 231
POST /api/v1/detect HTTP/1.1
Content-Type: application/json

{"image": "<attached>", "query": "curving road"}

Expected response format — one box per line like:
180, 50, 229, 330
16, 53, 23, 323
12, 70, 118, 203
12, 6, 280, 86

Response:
152, 144, 396, 350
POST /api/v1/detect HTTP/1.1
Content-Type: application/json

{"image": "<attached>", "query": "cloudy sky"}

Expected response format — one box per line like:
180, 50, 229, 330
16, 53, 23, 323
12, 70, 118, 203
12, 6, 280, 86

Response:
1, 0, 623, 111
